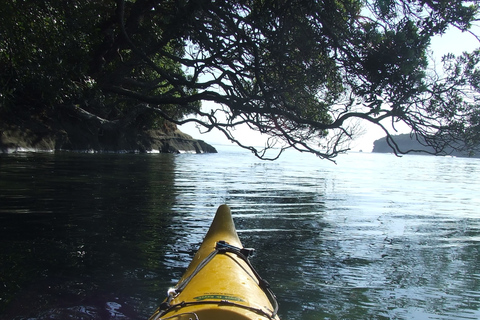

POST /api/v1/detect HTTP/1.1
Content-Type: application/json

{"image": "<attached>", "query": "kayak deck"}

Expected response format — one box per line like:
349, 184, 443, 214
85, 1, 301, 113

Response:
149, 205, 280, 320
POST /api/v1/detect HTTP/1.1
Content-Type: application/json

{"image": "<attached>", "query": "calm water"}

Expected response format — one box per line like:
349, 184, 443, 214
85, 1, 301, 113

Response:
1, 147, 480, 320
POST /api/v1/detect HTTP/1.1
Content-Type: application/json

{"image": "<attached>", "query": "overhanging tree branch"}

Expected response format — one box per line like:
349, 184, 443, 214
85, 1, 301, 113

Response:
4, 1, 479, 159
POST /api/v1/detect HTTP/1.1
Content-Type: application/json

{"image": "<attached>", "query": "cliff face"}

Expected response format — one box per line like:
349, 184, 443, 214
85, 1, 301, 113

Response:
372, 134, 479, 158
0, 124, 217, 154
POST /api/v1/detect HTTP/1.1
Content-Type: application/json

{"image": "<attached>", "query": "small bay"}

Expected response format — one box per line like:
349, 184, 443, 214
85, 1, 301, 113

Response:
1, 147, 480, 319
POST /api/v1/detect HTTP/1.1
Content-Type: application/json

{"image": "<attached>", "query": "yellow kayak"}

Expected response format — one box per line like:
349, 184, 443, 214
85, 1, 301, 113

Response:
149, 204, 280, 320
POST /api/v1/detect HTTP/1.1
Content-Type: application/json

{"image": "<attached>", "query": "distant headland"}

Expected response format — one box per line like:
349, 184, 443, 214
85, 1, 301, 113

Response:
372, 133, 479, 158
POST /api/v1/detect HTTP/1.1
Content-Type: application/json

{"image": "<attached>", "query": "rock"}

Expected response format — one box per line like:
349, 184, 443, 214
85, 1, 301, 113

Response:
147, 130, 217, 154
0, 125, 217, 154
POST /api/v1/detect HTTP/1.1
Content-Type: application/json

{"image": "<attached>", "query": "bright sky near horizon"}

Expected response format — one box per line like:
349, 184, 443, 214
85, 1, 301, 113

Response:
180, 25, 480, 153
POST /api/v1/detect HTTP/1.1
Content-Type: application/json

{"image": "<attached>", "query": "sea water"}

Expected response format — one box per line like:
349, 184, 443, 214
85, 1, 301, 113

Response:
1, 146, 479, 319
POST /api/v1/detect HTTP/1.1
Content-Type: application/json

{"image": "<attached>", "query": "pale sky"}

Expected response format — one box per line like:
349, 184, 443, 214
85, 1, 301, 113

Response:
181, 25, 480, 152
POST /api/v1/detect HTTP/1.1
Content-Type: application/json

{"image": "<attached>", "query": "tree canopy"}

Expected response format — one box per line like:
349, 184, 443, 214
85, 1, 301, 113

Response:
1, 0, 480, 159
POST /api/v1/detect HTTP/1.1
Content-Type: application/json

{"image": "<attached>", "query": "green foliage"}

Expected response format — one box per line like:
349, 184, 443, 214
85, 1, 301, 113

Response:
0, 0, 194, 129
1, 0, 479, 158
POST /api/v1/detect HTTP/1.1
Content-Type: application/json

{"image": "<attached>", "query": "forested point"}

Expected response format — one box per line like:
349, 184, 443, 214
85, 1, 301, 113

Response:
372, 133, 480, 157
1, 1, 480, 159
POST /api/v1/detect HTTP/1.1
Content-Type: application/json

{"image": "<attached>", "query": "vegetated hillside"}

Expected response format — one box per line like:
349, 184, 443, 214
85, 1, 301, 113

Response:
372, 134, 480, 158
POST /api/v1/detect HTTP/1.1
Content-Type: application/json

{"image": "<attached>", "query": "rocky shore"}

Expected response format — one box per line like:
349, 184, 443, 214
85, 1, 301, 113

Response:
0, 125, 217, 154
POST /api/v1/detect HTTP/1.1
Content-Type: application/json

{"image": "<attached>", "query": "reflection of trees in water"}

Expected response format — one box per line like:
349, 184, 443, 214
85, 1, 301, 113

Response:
0, 154, 179, 318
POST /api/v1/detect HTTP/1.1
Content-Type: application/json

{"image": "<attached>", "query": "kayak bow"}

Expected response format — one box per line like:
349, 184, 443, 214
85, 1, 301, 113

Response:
149, 204, 280, 320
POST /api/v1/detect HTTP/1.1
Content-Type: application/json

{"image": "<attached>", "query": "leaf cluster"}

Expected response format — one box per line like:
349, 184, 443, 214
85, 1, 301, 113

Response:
1, 0, 479, 158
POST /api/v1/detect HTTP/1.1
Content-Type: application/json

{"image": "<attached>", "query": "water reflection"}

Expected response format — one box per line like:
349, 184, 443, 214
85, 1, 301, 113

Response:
1, 150, 480, 319
0, 153, 179, 319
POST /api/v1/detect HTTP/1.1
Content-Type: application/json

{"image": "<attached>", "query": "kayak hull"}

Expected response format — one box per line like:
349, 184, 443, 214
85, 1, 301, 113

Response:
149, 205, 279, 320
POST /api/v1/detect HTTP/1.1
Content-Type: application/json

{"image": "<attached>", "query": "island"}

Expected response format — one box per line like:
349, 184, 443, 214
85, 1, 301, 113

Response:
372, 133, 479, 158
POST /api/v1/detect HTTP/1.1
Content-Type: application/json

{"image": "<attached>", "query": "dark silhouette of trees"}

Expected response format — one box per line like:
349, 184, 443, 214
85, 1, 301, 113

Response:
1, 0, 479, 159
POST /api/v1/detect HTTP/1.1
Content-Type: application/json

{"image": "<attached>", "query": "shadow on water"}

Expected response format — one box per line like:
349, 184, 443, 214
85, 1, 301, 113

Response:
1, 150, 480, 320
0, 153, 179, 319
